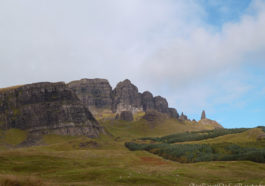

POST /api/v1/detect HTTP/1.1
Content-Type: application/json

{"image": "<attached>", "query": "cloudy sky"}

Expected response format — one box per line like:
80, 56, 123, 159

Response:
1, 0, 265, 128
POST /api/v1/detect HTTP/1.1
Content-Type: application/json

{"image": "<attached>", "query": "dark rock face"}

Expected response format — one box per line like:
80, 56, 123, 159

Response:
141, 91, 155, 111
68, 79, 112, 113
201, 110, 206, 120
112, 79, 142, 113
0, 82, 104, 137
68, 78, 180, 119
154, 96, 168, 113
168, 108, 179, 119
142, 110, 166, 122
119, 111, 134, 121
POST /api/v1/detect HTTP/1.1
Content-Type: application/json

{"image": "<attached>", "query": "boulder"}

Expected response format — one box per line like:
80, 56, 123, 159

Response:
142, 110, 166, 122
119, 111, 134, 121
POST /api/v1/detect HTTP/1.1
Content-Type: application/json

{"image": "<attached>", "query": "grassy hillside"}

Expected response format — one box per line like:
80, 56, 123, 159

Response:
0, 119, 264, 185
0, 129, 28, 150
126, 128, 265, 163
101, 118, 221, 140
1, 133, 265, 185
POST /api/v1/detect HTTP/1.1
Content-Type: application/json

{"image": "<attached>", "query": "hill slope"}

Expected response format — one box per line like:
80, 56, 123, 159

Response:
0, 125, 265, 185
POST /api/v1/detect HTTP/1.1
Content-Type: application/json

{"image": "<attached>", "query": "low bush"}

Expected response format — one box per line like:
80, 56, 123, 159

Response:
125, 142, 265, 163
139, 128, 249, 143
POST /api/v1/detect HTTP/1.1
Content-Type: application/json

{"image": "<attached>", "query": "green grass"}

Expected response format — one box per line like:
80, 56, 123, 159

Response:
0, 142, 264, 185
0, 121, 264, 185
0, 129, 28, 146
101, 118, 221, 141
139, 128, 250, 143
125, 127, 265, 164
179, 128, 265, 145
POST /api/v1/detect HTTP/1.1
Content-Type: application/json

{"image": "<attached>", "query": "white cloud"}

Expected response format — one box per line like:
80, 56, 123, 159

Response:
0, 0, 204, 87
141, 0, 265, 114
0, 0, 265, 120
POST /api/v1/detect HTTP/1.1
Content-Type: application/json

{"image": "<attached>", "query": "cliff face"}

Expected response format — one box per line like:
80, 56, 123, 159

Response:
141, 91, 155, 111
68, 79, 180, 118
112, 79, 142, 114
0, 82, 104, 137
68, 79, 112, 113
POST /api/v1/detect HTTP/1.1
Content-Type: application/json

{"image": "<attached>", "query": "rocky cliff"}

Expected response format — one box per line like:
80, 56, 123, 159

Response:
68, 78, 182, 119
68, 79, 112, 113
0, 82, 104, 137
201, 110, 206, 120
112, 79, 142, 113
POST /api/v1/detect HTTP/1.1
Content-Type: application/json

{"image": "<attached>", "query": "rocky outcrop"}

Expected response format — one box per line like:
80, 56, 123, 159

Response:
0, 82, 104, 137
201, 110, 206, 120
154, 96, 169, 113
168, 108, 179, 118
68, 78, 180, 119
112, 79, 142, 114
198, 119, 223, 129
179, 112, 188, 121
141, 91, 155, 111
198, 110, 222, 129
119, 111, 134, 121
142, 110, 167, 122
68, 78, 112, 113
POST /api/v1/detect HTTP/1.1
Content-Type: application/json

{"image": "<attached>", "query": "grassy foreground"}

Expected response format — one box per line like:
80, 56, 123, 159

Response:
0, 119, 264, 185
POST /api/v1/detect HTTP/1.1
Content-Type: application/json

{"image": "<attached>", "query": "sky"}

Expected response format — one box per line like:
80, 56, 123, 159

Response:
0, 0, 265, 128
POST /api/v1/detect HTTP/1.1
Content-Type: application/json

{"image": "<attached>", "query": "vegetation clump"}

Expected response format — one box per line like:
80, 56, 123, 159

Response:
125, 142, 265, 163
139, 128, 249, 143
126, 128, 265, 163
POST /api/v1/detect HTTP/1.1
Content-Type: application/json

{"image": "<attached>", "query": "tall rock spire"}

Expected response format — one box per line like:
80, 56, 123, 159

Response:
201, 110, 206, 120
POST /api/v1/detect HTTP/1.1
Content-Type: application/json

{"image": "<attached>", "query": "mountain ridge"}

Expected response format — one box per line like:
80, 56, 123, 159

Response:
0, 81, 104, 138
0, 78, 222, 139
68, 78, 183, 119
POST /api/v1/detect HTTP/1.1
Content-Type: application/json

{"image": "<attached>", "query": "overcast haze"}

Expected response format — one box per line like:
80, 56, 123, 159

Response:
1, 0, 265, 128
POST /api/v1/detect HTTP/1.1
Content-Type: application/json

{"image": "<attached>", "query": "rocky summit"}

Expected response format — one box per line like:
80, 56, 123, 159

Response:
0, 82, 104, 137
112, 79, 142, 114
201, 110, 206, 120
69, 78, 183, 119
